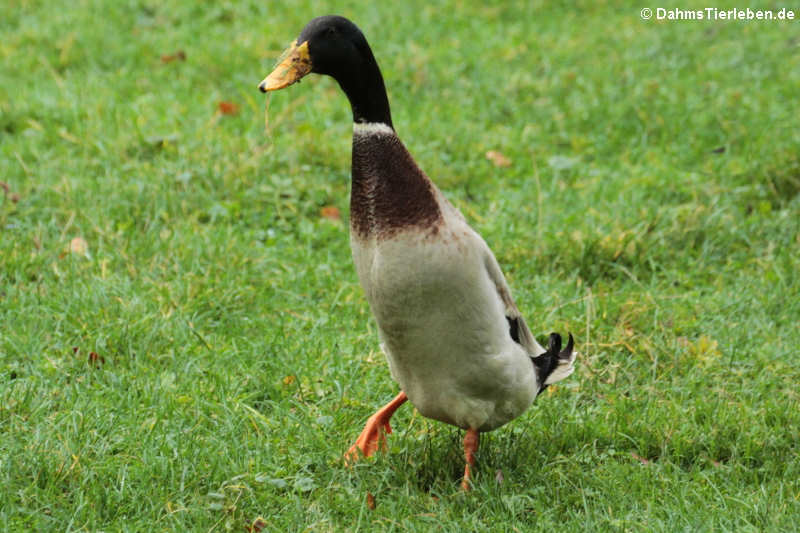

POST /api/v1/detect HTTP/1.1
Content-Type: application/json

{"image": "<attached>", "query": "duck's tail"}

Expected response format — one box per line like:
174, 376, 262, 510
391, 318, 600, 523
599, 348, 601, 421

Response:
531, 332, 577, 394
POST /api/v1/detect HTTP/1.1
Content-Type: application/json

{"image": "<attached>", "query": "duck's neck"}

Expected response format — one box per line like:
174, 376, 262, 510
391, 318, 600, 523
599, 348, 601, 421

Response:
335, 49, 393, 128
343, 44, 441, 238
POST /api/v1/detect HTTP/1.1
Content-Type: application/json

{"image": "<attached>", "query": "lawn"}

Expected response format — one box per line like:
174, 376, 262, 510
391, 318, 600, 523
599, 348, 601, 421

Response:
2, 1, 799, 531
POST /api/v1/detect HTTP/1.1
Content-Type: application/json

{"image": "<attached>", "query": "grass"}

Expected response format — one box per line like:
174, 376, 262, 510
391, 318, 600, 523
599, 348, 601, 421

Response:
2, 0, 799, 530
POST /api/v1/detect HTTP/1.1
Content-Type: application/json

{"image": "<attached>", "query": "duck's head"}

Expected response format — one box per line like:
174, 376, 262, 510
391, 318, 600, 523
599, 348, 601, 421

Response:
258, 15, 393, 126
258, 16, 368, 92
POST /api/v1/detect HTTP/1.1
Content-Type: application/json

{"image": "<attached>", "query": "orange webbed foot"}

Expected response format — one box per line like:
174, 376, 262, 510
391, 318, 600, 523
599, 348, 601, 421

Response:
344, 391, 407, 465
344, 413, 392, 463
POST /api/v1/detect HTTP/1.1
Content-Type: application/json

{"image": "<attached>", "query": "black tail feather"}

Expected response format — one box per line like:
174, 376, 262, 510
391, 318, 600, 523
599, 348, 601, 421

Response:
532, 331, 575, 395
559, 332, 574, 361
547, 332, 561, 355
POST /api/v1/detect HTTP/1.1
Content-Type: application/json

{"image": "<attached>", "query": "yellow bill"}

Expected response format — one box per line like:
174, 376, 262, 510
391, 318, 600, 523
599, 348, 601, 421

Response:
258, 40, 312, 92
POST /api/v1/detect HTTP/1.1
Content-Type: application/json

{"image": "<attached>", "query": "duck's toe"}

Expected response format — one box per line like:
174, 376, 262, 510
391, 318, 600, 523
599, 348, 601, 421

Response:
344, 418, 390, 464
344, 392, 408, 466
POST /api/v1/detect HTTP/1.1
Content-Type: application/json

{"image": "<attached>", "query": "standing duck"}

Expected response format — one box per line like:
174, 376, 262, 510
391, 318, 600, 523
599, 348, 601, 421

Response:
259, 15, 577, 489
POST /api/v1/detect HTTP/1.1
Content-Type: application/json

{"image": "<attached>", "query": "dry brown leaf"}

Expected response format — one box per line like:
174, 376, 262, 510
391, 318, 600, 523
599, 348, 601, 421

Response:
320, 206, 341, 221
69, 237, 88, 255
485, 150, 512, 168
366, 493, 376, 510
218, 101, 240, 115
245, 517, 267, 532
1, 182, 19, 203
631, 452, 650, 465
161, 50, 186, 63
88, 351, 105, 367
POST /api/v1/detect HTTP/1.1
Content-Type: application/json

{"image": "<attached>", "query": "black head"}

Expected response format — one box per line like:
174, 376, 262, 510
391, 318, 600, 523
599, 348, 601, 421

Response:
296, 16, 371, 80
258, 15, 393, 126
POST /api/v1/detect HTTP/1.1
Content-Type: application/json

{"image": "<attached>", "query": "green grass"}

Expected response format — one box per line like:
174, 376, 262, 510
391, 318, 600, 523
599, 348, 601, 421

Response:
2, 0, 799, 530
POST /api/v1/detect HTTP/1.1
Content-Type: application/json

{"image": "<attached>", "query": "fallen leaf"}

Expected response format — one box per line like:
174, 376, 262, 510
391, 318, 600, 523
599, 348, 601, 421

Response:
0, 181, 20, 203
161, 50, 186, 63
218, 101, 240, 115
485, 150, 511, 168
495, 469, 504, 484
631, 452, 650, 465
88, 351, 105, 367
366, 493, 376, 510
282, 375, 296, 386
320, 206, 341, 221
69, 237, 88, 256
245, 517, 267, 532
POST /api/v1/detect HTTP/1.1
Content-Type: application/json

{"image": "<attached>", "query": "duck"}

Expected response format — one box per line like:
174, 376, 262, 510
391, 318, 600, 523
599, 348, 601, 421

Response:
258, 15, 577, 490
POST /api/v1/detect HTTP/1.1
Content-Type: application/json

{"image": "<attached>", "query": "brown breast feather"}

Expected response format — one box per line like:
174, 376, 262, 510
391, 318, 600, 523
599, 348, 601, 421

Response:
350, 132, 442, 239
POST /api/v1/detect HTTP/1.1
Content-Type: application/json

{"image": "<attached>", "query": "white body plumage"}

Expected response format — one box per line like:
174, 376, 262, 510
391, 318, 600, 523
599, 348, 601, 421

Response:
350, 123, 558, 432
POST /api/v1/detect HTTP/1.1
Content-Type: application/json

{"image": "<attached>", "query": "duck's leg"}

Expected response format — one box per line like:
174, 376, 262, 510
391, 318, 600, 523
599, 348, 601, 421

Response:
344, 391, 408, 464
461, 428, 480, 490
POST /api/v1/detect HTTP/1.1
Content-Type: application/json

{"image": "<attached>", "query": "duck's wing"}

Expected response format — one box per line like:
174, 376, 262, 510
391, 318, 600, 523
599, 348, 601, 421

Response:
482, 241, 577, 386
481, 244, 545, 357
